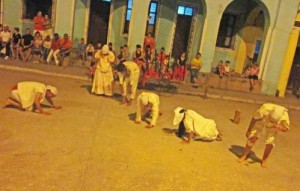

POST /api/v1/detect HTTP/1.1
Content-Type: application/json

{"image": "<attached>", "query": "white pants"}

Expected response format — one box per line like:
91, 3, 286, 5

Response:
47, 49, 60, 65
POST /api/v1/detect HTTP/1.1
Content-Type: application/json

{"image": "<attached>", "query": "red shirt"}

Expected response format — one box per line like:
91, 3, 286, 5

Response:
144, 37, 155, 50
51, 39, 61, 51
157, 53, 166, 64
34, 16, 45, 31
59, 38, 72, 49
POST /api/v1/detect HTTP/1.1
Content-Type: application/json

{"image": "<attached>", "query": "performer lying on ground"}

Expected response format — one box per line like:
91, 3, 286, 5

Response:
173, 107, 222, 143
238, 103, 290, 168
3, 81, 61, 115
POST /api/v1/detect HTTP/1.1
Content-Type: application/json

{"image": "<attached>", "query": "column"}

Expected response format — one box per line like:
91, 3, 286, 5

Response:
54, 0, 76, 38
276, 28, 300, 97
127, 0, 151, 52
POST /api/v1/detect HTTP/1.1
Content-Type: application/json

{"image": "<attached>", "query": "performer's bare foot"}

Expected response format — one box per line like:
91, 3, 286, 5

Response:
120, 97, 126, 105
237, 156, 247, 163
261, 160, 267, 168
134, 120, 141, 124
145, 124, 153, 128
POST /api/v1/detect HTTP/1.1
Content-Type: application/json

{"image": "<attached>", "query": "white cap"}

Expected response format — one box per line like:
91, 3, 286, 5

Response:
101, 45, 109, 55
46, 85, 58, 96
173, 107, 185, 126
269, 106, 286, 122
140, 95, 149, 105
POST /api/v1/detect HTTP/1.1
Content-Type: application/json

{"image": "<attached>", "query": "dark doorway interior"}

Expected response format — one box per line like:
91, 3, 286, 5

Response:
172, 15, 192, 59
88, 0, 111, 45
287, 46, 300, 95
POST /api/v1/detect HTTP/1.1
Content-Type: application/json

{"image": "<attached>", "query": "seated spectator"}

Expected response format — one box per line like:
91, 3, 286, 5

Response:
32, 36, 43, 64
241, 65, 251, 78
58, 33, 72, 66
46, 33, 60, 65
42, 35, 51, 64
157, 47, 167, 75
173, 52, 187, 81
95, 41, 102, 51
223, 60, 231, 76
123, 45, 131, 61
10, 27, 22, 59
77, 38, 86, 64
216, 60, 224, 78
18, 28, 34, 62
86, 43, 95, 66
249, 64, 260, 91
132, 44, 145, 71
116, 46, 124, 63
143, 32, 156, 52
0, 25, 12, 60
108, 42, 116, 56
189, 53, 202, 83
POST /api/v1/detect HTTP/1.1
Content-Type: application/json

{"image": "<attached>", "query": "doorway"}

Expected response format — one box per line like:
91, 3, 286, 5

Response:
172, 5, 194, 59
88, 0, 111, 45
287, 46, 300, 95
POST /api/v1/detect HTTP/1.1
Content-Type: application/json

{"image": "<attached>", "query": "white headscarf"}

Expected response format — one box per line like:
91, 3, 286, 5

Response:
101, 45, 109, 55
270, 106, 287, 122
46, 85, 58, 96
173, 107, 185, 126
140, 95, 149, 105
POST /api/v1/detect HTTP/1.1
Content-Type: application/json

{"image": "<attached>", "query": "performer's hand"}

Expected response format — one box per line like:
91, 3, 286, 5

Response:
53, 105, 62, 109
42, 111, 51, 115
246, 131, 251, 138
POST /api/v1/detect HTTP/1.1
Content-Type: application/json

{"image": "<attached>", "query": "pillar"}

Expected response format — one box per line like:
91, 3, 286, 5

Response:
127, 0, 151, 52
277, 28, 300, 97
54, 0, 76, 38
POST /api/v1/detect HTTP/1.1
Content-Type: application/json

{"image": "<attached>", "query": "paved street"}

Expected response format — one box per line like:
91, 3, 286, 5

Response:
0, 67, 300, 191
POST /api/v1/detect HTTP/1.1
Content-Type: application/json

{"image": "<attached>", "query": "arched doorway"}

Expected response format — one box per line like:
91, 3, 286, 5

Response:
213, 0, 270, 74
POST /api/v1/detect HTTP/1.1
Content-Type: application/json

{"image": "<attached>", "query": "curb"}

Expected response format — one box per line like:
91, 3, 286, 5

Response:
1, 64, 300, 111
0, 64, 88, 81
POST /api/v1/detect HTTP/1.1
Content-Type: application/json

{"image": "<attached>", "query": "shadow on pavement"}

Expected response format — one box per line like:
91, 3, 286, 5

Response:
80, 85, 92, 93
229, 145, 261, 164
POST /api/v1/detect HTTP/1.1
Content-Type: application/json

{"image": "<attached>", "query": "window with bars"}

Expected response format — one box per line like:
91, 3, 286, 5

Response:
123, 0, 133, 34
145, 1, 158, 36
23, 0, 52, 20
216, 14, 237, 49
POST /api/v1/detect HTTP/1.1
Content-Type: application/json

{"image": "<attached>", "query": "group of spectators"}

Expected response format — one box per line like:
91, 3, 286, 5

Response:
216, 59, 260, 91
0, 11, 72, 66
77, 32, 203, 86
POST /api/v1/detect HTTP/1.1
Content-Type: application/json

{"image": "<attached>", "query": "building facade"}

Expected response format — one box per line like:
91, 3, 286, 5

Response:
1, 0, 299, 96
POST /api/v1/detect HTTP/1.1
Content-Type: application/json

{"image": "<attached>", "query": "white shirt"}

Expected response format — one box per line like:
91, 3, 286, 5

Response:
0, 31, 12, 43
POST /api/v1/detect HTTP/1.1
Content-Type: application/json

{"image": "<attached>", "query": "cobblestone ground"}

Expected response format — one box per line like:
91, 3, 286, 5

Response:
0, 69, 300, 191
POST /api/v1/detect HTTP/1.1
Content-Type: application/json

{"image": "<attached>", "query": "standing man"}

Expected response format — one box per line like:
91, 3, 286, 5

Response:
33, 11, 45, 37
135, 92, 161, 128
238, 103, 290, 168
3, 81, 61, 115
116, 61, 140, 105
189, 53, 202, 83
92, 45, 115, 97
